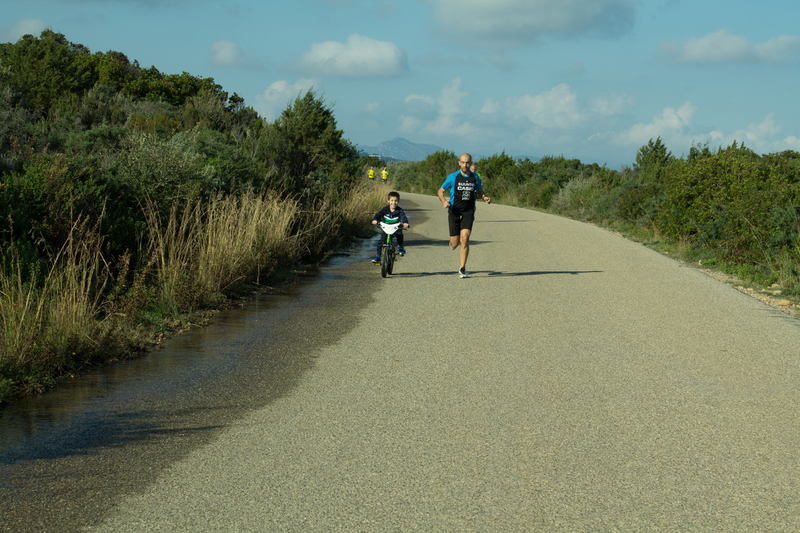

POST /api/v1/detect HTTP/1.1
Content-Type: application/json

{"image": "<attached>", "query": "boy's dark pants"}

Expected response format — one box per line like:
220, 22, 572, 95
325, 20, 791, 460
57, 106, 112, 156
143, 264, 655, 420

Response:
377, 230, 403, 254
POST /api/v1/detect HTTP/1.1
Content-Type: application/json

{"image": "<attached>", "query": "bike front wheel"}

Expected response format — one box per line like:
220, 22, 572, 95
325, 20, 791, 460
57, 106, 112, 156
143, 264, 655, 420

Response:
380, 246, 389, 278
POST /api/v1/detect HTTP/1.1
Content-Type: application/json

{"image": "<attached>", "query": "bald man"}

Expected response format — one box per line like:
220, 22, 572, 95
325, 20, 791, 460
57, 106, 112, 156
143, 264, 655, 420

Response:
437, 152, 491, 278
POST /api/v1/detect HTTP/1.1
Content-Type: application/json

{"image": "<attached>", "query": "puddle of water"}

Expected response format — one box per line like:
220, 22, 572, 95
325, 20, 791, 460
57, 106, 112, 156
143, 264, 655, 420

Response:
0, 239, 376, 457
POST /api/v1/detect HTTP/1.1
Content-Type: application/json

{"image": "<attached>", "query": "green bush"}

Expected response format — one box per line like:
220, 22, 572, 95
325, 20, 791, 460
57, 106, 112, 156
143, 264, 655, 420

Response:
550, 176, 599, 216
392, 150, 457, 195
477, 151, 515, 182
1, 152, 106, 257
656, 144, 800, 264
616, 182, 662, 223
514, 180, 559, 208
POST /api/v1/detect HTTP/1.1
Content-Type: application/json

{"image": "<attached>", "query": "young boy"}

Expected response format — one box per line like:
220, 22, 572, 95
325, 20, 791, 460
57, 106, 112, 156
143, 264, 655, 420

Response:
371, 191, 409, 263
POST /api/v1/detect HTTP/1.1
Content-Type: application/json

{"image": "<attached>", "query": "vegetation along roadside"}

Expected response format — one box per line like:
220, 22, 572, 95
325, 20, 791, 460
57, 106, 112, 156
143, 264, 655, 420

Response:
0, 30, 385, 403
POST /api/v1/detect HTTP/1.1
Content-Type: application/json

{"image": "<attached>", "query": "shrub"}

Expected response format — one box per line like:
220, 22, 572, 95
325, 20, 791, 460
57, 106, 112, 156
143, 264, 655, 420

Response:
633, 137, 674, 185
514, 180, 559, 208
616, 182, 662, 223
1, 151, 106, 258
550, 176, 598, 216
658, 143, 800, 264
477, 151, 515, 183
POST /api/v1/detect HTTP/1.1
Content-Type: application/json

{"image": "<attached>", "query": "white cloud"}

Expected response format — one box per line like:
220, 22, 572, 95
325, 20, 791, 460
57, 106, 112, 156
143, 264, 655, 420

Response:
1, 19, 47, 42
254, 78, 318, 121
400, 77, 477, 137
657, 29, 800, 64
392, 83, 639, 166
609, 101, 696, 146
438, 77, 467, 117
405, 94, 436, 106
603, 104, 799, 155
403, 94, 437, 122
366, 102, 380, 112
590, 92, 636, 116
481, 97, 501, 114
506, 83, 585, 129
398, 114, 422, 134
419, 84, 639, 159
295, 34, 408, 78
706, 114, 799, 154
431, 0, 636, 48
209, 40, 263, 69
783, 136, 800, 151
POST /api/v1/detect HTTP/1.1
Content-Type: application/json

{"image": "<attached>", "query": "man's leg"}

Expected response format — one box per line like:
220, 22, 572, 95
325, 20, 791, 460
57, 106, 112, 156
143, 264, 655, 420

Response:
459, 229, 471, 269
448, 212, 461, 249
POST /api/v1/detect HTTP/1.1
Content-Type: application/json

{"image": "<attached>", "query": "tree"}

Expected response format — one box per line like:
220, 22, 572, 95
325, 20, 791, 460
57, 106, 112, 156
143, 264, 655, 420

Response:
478, 151, 515, 181
417, 150, 457, 180
264, 90, 358, 195
95, 50, 136, 90
634, 137, 673, 184
0, 30, 98, 112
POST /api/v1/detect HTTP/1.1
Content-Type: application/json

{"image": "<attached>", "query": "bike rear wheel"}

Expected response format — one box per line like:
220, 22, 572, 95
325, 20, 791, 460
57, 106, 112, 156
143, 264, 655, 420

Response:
380, 246, 389, 278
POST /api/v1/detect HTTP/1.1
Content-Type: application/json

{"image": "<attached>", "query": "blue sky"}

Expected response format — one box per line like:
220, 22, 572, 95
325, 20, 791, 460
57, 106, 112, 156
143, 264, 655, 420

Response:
2, 0, 798, 168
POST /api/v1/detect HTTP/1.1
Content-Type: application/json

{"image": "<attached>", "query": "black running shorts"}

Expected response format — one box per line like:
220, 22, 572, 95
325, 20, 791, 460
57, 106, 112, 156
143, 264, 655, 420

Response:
448, 208, 475, 236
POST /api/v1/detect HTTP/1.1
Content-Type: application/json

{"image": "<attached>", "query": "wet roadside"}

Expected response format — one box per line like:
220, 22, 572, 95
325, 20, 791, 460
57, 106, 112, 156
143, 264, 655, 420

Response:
0, 237, 384, 533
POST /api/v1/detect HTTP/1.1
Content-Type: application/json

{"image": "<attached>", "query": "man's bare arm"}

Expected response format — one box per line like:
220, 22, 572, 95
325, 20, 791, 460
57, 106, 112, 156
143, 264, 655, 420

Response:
438, 188, 450, 208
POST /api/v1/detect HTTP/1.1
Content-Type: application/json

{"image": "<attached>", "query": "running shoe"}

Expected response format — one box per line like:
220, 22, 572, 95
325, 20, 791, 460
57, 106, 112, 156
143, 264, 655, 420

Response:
459, 267, 468, 278
397, 246, 406, 256
372, 255, 381, 264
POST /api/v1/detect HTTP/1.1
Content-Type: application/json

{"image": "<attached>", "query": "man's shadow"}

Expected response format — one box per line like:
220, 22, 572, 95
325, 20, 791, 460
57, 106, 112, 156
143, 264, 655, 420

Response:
390, 270, 602, 278
400, 237, 494, 248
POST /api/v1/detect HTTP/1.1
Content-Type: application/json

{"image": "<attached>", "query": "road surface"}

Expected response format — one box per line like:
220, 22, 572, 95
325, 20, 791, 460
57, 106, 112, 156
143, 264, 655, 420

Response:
3, 192, 800, 531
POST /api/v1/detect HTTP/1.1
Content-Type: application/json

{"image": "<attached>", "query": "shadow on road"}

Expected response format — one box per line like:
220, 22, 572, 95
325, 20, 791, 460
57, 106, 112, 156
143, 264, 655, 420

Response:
391, 270, 603, 278
484, 270, 603, 276
397, 238, 494, 248
1, 406, 229, 465
482, 219, 538, 223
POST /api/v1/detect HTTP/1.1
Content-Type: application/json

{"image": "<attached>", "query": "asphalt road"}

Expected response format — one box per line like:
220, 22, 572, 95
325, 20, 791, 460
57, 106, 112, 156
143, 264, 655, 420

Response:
4, 192, 800, 531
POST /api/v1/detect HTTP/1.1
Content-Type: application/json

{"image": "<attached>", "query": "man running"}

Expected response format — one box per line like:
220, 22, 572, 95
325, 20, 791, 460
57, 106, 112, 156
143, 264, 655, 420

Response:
437, 153, 491, 278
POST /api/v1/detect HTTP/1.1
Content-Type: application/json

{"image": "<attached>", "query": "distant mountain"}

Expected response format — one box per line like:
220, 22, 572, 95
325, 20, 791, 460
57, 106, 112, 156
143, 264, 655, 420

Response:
358, 137, 444, 162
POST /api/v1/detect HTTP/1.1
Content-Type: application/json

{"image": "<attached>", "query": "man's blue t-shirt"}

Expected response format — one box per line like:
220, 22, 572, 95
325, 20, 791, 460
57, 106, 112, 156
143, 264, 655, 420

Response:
441, 170, 483, 213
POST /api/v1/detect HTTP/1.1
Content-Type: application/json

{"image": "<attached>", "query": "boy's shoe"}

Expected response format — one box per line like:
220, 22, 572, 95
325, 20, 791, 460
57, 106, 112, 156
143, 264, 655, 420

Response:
397, 246, 406, 256
459, 267, 468, 278
371, 254, 381, 264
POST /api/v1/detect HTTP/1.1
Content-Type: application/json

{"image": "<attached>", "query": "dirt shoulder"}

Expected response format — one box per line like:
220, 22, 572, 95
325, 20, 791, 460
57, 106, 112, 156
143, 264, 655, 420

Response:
683, 260, 800, 320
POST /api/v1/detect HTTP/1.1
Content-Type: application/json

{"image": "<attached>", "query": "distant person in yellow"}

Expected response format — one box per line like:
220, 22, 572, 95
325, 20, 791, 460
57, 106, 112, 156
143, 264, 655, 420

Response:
381, 167, 389, 184
368, 167, 375, 180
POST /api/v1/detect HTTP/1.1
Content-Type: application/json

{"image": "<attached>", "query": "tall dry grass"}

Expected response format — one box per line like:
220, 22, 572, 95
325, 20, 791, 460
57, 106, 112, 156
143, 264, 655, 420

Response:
197, 190, 301, 290
143, 184, 384, 315
1, 217, 109, 393
142, 190, 303, 313
1, 183, 384, 399
297, 182, 386, 258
